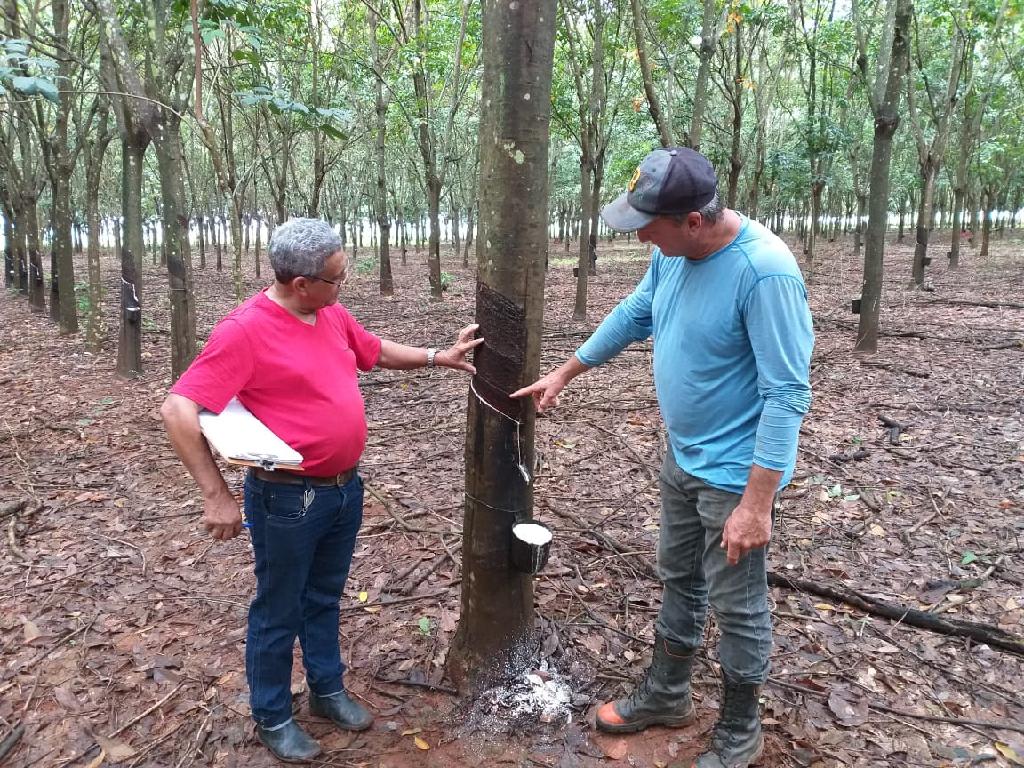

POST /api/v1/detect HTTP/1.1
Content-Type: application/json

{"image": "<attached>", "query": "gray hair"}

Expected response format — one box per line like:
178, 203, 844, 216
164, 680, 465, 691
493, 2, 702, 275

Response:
670, 191, 724, 226
698, 192, 724, 224
268, 218, 342, 283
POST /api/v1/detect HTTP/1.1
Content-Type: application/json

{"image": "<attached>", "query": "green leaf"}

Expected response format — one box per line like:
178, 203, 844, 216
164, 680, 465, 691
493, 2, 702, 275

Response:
321, 124, 347, 141
960, 551, 977, 566
11, 75, 59, 104
827, 484, 843, 498
201, 27, 225, 44
4, 39, 29, 56
231, 49, 261, 66
417, 617, 431, 635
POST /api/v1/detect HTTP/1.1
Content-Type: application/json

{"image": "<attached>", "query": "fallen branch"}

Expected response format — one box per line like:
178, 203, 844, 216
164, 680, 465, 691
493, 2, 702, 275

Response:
7, 515, 25, 560
373, 673, 457, 695
0, 499, 26, 521
860, 360, 930, 379
551, 506, 658, 581
926, 298, 1024, 310
338, 589, 450, 613
878, 414, 908, 444
0, 723, 24, 763
767, 572, 1024, 657
768, 679, 1024, 735
401, 543, 461, 596
173, 707, 215, 768
361, 484, 455, 535
108, 682, 186, 738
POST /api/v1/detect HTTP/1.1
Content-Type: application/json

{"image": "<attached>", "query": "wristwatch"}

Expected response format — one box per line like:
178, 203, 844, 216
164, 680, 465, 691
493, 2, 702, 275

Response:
426, 348, 438, 367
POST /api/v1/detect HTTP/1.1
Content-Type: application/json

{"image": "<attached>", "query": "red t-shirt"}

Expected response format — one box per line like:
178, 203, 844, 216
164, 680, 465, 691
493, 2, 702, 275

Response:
171, 290, 382, 475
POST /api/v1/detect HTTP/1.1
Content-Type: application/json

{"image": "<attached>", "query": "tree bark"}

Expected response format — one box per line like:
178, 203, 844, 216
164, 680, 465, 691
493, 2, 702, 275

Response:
152, 115, 198, 378
1, 198, 13, 288
463, 205, 474, 268
979, 185, 992, 259
573, 154, 593, 320
855, 0, 910, 355
629, 0, 671, 145
38, 0, 78, 332
116, 136, 147, 377
24, 189, 45, 311
907, 31, 964, 286
447, 0, 556, 692
83, 112, 112, 351
726, 21, 744, 209
370, 7, 394, 297
689, 0, 721, 150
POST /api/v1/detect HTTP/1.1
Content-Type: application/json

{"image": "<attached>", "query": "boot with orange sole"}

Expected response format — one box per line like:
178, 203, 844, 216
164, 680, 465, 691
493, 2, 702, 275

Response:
595, 633, 697, 733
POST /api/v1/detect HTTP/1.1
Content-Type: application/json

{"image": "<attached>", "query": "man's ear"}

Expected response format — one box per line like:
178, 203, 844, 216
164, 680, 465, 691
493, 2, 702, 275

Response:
686, 211, 703, 230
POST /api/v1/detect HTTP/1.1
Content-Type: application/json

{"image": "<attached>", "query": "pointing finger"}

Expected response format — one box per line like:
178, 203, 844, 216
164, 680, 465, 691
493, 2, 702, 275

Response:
510, 384, 537, 399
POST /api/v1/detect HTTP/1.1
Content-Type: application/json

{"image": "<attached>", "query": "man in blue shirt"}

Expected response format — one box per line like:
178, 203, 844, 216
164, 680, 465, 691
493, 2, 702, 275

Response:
513, 147, 813, 768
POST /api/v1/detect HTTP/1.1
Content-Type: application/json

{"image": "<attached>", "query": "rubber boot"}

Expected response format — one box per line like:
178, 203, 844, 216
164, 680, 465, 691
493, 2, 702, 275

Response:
256, 718, 322, 764
596, 633, 697, 733
692, 676, 764, 768
309, 690, 374, 731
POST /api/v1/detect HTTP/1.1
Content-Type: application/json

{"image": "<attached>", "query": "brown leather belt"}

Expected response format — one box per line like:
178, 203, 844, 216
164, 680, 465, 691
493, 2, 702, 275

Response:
250, 466, 358, 487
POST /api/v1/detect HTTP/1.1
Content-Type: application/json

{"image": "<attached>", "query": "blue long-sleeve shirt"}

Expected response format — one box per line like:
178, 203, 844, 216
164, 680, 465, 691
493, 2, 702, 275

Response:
576, 216, 814, 494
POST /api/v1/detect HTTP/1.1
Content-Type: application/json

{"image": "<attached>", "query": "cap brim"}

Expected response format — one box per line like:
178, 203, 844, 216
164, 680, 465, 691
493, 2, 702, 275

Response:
601, 193, 656, 233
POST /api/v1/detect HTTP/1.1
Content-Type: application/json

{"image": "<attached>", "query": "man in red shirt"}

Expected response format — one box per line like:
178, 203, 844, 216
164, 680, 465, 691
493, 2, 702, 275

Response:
161, 218, 481, 763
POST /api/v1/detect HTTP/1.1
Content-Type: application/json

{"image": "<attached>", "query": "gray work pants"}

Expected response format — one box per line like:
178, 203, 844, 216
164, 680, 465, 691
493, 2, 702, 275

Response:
654, 453, 773, 684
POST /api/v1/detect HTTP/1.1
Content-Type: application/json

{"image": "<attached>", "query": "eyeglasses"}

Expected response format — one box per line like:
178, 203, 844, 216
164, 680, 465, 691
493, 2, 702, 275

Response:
303, 267, 348, 286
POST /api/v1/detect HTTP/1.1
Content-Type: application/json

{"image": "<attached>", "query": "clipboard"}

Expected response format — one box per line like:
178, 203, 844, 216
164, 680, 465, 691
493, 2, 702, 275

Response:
198, 397, 304, 471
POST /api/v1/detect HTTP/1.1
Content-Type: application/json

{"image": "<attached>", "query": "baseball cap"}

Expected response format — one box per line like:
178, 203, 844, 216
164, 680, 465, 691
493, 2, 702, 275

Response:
601, 147, 718, 232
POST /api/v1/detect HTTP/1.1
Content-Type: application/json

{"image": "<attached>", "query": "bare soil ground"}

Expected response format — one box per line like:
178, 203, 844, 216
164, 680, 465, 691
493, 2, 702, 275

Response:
1, 230, 1022, 768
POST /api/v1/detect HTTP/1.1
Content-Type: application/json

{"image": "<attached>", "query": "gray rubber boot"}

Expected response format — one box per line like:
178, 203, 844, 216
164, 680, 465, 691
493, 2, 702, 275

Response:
256, 719, 322, 764
693, 676, 764, 768
595, 634, 697, 733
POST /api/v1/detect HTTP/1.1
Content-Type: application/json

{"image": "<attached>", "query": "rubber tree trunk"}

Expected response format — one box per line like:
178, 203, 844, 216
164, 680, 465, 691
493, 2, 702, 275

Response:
447, 0, 556, 693
979, 186, 993, 259
197, 213, 206, 269
573, 156, 593, 320
629, 0, 672, 145
463, 206, 474, 268
426, 177, 443, 298
726, 23, 743, 209
855, 0, 909, 355
949, 86, 980, 269
370, 8, 394, 297
152, 113, 197, 379
2, 205, 13, 288
689, 0, 719, 150
41, 0, 76, 332
116, 133, 147, 377
911, 161, 938, 286
24, 190, 45, 311
84, 135, 107, 351
806, 179, 824, 269
50, 168, 76, 332
14, 201, 27, 294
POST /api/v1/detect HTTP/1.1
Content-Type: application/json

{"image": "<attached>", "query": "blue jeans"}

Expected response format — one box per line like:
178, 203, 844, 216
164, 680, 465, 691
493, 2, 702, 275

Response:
244, 472, 364, 727
654, 453, 773, 684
